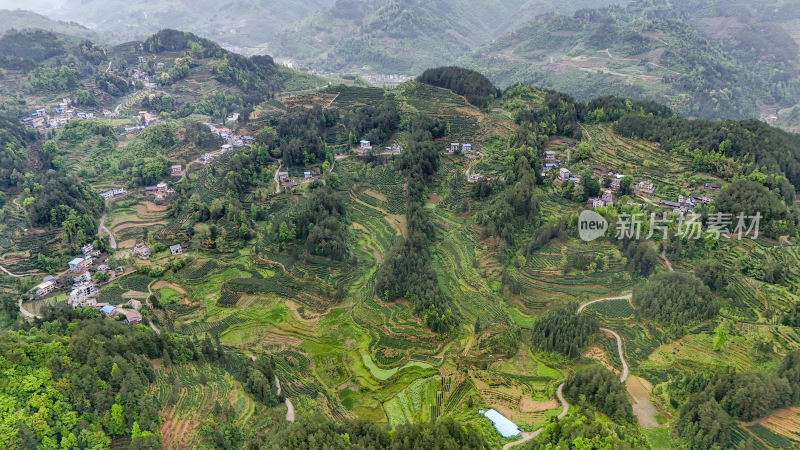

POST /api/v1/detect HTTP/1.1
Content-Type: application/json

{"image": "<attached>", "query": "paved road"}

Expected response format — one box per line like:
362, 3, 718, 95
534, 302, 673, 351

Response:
576, 294, 632, 313
18, 298, 42, 319
274, 163, 282, 193
556, 383, 569, 419
249, 354, 295, 422
577, 295, 631, 383
503, 382, 568, 450
661, 249, 673, 271
599, 328, 629, 382
98, 213, 117, 249
0, 264, 26, 278
285, 399, 295, 422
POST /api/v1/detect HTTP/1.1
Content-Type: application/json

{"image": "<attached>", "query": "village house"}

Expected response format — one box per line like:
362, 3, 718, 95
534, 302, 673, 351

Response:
34, 279, 56, 297
461, 143, 472, 153
558, 168, 571, 181
278, 171, 290, 182
169, 244, 183, 255
73, 271, 91, 284
359, 140, 372, 151
119, 308, 143, 325
602, 190, 613, 205
282, 179, 299, 191
68, 256, 92, 272
70, 282, 98, 306
100, 187, 126, 200
542, 162, 558, 174
132, 243, 151, 259
468, 173, 488, 183
634, 180, 655, 196
587, 190, 613, 209
170, 164, 183, 176
304, 171, 313, 180
543, 150, 557, 161
448, 142, 460, 153
690, 193, 712, 204
220, 144, 233, 153
137, 111, 158, 126
200, 153, 214, 164
704, 182, 722, 190
81, 243, 94, 255
390, 143, 404, 153
591, 165, 612, 176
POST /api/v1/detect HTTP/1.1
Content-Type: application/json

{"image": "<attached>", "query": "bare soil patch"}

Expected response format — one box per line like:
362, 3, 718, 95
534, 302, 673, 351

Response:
626, 376, 658, 428
363, 189, 387, 202
285, 299, 320, 323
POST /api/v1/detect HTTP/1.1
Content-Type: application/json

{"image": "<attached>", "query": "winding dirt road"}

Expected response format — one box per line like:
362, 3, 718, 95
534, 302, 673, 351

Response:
599, 327, 629, 382
250, 354, 295, 422
98, 213, 117, 249
0, 264, 26, 278
577, 295, 630, 383
576, 294, 632, 313
18, 298, 42, 319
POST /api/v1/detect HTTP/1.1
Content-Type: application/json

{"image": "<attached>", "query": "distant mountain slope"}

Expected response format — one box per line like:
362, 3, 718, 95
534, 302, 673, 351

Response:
33, 0, 337, 49
0, 9, 99, 40
459, 0, 800, 122
273, 0, 625, 74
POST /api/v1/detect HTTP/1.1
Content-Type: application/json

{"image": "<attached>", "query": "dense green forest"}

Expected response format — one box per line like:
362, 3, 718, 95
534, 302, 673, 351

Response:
417, 67, 500, 108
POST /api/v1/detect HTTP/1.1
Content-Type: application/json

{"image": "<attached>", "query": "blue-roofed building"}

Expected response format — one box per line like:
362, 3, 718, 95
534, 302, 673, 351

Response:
480, 409, 520, 438
68, 257, 85, 271
100, 305, 117, 316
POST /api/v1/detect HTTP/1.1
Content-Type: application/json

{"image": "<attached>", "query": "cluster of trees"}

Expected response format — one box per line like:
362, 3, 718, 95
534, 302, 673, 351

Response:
515, 89, 581, 139
275, 105, 338, 166
0, 30, 67, 71
2, 305, 286, 449
142, 29, 223, 58
618, 239, 659, 276
563, 366, 634, 423
417, 66, 500, 108
531, 411, 648, 449
27, 65, 82, 92
343, 98, 400, 147
614, 114, 800, 191
714, 178, 795, 238
582, 95, 672, 123
477, 155, 539, 245
290, 186, 349, 260
258, 415, 486, 449
402, 113, 448, 139
95, 71, 131, 97
3, 312, 169, 448
0, 116, 35, 188
530, 304, 598, 357
375, 136, 457, 333
182, 122, 222, 149
632, 271, 717, 331
139, 92, 175, 113
675, 350, 800, 448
